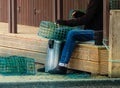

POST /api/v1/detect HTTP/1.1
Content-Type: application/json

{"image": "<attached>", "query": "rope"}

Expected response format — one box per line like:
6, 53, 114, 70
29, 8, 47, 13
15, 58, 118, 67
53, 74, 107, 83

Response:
109, 59, 120, 63
102, 38, 110, 51
102, 39, 120, 63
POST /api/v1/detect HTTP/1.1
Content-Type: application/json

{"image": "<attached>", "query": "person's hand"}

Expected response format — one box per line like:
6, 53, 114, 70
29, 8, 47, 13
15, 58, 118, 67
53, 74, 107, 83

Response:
56, 19, 67, 25
72, 10, 85, 18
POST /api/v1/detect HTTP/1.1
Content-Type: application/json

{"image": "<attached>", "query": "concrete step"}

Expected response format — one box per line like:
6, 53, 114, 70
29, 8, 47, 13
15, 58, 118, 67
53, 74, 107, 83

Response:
0, 75, 120, 88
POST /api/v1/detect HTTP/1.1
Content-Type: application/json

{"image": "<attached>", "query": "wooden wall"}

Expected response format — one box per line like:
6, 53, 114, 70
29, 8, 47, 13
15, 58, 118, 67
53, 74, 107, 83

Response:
0, 0, 8, 23
17, 0, 55, 27
0, 0, 89, 27
109, 10, 120, 77
63, 0, 89, 19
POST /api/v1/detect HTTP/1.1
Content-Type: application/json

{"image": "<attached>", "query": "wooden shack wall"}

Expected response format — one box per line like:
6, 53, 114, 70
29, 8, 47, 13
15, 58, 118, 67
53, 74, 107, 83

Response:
0, 0, 89, 27
63, 0, 89, 19
0, 0, 8, 23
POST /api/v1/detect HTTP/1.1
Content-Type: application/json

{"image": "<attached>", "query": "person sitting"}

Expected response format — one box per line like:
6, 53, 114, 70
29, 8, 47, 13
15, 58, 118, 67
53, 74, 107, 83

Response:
48, 0, 103, 74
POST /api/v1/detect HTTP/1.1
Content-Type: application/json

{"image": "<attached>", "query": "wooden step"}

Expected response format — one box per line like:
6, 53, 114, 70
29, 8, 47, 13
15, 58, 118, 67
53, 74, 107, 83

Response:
0, 23, 49, 64
68, 44, 109, 75
0, 34, 48, 53
0, 46, 47, 63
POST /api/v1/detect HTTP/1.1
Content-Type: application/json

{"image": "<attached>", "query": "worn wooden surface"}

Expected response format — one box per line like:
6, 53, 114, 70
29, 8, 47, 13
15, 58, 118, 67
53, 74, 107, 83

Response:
69, 44, 108, 75
0, 34, 48, 53
103, 0, 109, 42
0, 46, 47, 63
68, 59, 99, 74
99, 49, 109, 75
0, 22, 108, 75
71, 44, 108, 62
0, 22, 48, 63
109, 10, 120, 77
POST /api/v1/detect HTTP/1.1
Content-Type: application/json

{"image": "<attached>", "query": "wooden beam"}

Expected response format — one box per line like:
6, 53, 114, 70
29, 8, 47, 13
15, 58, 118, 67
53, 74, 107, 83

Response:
8, 0, 17, 33
0, 46, 46, 64
8, 0, 12, 33
11, 0, 17, 33
103, 0, 110, 45
109, 10, 120, 77
52, 0, 57, 22
57, 0, 63, 20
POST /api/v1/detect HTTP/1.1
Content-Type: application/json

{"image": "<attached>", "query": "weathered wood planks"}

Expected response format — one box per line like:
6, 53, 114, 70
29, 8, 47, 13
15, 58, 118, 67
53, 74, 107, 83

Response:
68, 44, 108, 75
109, 10, 120, 77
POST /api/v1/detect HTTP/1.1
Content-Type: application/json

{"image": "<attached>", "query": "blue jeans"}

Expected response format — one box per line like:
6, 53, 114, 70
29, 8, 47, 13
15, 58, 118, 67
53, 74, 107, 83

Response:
60, 28, 94, 64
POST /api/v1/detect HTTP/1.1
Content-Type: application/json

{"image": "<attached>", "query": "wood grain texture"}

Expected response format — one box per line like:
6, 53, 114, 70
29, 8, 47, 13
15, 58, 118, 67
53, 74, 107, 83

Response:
0, 23, 48, 64
0, 46, 46, 64
109, 10, 120, 77
68, 59, 99, 74
0, 34, 48, 53
69, 44, 108, 75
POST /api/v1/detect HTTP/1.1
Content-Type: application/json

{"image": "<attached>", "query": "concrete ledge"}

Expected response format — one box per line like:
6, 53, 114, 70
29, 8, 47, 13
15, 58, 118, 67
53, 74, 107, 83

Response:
0, 78, 120, 88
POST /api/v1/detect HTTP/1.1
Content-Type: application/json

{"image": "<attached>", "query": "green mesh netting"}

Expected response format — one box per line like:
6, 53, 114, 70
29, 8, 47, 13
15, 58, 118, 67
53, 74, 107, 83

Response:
38, 21, 75, 41
110, 0, 120, 9
0, 56, 36, 75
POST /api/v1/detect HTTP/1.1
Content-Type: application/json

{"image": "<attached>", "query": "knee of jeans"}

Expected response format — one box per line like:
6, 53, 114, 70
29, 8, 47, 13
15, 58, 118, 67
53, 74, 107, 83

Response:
67, 30, 75, 38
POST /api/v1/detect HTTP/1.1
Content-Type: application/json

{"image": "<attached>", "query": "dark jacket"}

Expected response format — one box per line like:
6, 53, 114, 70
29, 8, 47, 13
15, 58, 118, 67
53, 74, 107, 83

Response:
66, 0, 103, 31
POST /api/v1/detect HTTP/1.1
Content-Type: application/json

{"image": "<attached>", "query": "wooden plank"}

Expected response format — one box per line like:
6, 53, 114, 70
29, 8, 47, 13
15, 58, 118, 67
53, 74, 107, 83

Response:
69, 59, 108, 75
57, 0, 63, 20
68, 59, 99, 74
73, 45, 99, 61
8, 0, 12, 33
69, 44, 108, 75
109, 10, 120, 77
0, 46, 46, 64
100, 61, 108, 75
8, 0, 17, 33
103, 0, 110, 43
0, 34, 48, 53
11, 0, 17, 33
52, 0, 57, 22
71, 44, 108, 62
99, 49, 109, 62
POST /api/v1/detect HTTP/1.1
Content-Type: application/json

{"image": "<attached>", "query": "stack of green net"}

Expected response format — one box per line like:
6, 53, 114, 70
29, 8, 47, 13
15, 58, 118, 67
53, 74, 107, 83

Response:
0, 56, 36, 75
110, 0, 120, 9
38, 21, 74, 41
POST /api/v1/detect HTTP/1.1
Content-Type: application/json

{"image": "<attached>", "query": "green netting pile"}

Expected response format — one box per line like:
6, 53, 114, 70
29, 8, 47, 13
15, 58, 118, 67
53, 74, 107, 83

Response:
110, 0, 120, 9
0, 56, 36, 75
38, 21, 74, 41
